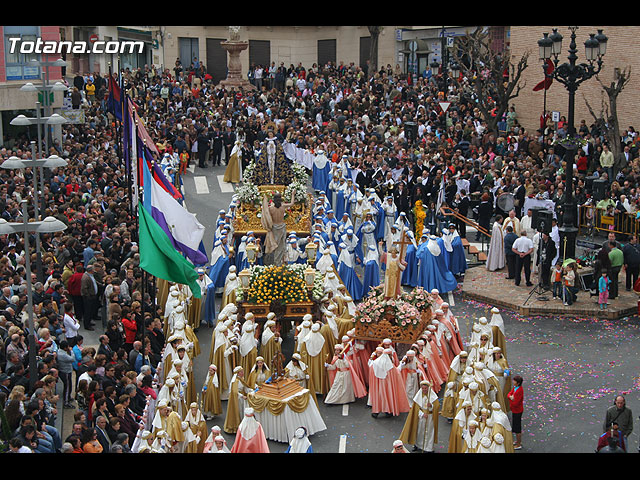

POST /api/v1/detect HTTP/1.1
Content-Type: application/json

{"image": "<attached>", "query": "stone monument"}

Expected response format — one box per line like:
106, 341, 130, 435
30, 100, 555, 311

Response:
219, 26, 255, 91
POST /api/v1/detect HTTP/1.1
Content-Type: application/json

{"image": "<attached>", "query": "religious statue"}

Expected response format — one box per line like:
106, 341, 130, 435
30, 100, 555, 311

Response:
252, 132, 294, 186
261, 191, 295, 267
384, 246, 407, 298
270, 352, 287, 382
228, 26, 241, 42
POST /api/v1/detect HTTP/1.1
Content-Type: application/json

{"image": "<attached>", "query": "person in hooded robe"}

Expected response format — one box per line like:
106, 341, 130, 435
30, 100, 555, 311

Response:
230, 408, 270, 453
223, 366, 251, 434
486, 215, 506, 272
246, 356, 271, 389
311, 147, 329, 191
461, 419, 483, 453
489, 401, 515, 453
260, 316, 282, 370
443, 223, 468, 276
489, 307, 507, 359
448, 400, 477, 453
487, 347, 511, 413
357, 212, 378, 259
368, 347, 411, 418
221, 267, 238, 310
204, 426, 230, 453
239, 315, 258, 374
184, 402, 208, 453
440, 381, 458, 422
285, 426, 313, 453
401, 229, 419, 287
337, 242, 364, 301
398, 350, 423, 406
202, 364, 222, 420
300, 322, 331, 395
324, 344, 357, 405
416, 235, 458, 294
399, 380, 440, 453
209, 238, 231, 291
362, 245, 381, 296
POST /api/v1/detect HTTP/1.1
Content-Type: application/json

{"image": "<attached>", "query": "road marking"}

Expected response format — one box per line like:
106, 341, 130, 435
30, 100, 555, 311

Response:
194, 176, 209, 195
218, 175, 235, 193
448, 291, 455, 306
339, 434, 347, 453
188, 164, 195, 174
342, 404, 349, 416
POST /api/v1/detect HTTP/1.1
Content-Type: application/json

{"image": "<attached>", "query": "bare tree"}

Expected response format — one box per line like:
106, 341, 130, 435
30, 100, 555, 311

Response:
584, 66, 631, 162
367, 26, 382, 76
451, 27, 529, 135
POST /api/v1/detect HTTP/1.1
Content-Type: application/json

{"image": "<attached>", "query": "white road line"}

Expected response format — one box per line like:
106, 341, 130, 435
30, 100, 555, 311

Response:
194, 176, 210, 195
342, 404, 349, 416
217, 175, 235, 193
188, 164, 195, 174
338, 434, 347, 453
448, 291, 455, 306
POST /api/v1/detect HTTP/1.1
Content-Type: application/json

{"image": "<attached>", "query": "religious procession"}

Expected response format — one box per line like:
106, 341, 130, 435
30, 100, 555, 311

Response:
4, 24, 638, 458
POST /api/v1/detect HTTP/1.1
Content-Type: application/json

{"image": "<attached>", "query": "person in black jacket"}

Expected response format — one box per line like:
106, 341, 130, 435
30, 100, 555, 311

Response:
476, 193, 493, 241
622, 234, 640, 291
223, 126, 236, 165
196, 127, 210, 168
537, 232, 557, 289
503, 226, 519, 280
212, 127, 224, 166
454, 190, 470, 238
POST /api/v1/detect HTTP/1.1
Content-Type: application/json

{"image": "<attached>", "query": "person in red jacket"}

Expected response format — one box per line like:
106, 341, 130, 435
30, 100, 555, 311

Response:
67, 265, 85, 326
120, 306, 137, 353
507, 374, 524, 450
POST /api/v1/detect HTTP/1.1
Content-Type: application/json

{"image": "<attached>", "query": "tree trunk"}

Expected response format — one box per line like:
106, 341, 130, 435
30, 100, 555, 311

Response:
367, 26, 381, 77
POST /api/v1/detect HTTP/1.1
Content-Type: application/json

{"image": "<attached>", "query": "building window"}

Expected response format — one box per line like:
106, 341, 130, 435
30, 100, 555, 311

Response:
4, 26, 41, 80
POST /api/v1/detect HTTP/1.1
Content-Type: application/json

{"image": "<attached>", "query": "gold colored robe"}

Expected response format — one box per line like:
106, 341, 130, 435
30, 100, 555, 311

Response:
399, 395, 440, 449
202, 373, 222, 417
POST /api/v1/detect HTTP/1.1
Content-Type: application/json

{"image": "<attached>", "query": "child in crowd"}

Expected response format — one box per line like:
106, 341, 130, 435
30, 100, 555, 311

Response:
598, 271, 609, 310
552, 263, 563, 300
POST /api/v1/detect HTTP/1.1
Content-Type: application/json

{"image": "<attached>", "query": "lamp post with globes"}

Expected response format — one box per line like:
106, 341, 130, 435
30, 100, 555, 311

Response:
0, 200, 67, 391
1, 145, 68, 282
537, 26, 608, 261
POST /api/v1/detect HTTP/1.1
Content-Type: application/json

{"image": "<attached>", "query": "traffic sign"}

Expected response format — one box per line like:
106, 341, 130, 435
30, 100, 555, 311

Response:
439, 102, 451, 113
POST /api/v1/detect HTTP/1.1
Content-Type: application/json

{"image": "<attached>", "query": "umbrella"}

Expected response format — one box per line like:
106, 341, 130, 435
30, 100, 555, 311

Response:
562, 258, 576, 267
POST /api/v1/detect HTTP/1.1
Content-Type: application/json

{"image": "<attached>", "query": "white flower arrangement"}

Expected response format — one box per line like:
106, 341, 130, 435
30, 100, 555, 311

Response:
292, 163, 310, 185
285, 181, 308, 204
236, 181, 260, 205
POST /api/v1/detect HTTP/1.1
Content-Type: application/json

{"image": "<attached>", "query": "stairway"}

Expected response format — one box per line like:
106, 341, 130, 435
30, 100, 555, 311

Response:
461, 229, 488, 265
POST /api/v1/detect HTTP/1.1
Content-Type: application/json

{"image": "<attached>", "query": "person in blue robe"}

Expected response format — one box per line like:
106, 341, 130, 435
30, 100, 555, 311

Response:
443, 223, 468, 276
362, 245, 381, 296
356, 213, 378, 260
208, 238, 231, 290
341, 228, 363, 266
401, 230, 419, 287
435, 234, 450, 272
236, 236, 248, 270
334, 177, 347, 219
285, 427, 313, 453
337, 242, 364, 301
312, 149, 331, 193
203, 281, 218, 327
325, 241, 339, 267
416, 235, 458, 294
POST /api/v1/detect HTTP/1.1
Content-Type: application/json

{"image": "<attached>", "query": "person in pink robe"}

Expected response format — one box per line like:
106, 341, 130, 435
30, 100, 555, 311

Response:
435, 309, 462, 356
229, 408, 270, 453
339, 335, 367, 393
441, 302, 465, 353
368, 348, 411, 417
425, 331, 450, 384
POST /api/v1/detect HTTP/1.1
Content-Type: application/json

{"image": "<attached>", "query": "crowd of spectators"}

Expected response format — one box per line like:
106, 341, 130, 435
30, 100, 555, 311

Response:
1, 48, 639, 452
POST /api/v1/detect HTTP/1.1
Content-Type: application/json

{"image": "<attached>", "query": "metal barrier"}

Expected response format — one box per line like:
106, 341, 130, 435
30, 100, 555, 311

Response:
577, 204, 639, 238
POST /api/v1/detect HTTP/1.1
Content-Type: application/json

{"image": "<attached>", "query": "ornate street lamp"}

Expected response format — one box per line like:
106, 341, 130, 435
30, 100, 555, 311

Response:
537, 26, 607, 260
